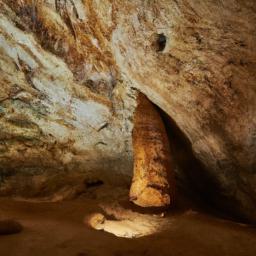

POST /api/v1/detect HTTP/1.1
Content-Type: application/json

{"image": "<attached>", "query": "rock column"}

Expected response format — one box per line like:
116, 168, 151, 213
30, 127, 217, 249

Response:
129, 93, 175, 208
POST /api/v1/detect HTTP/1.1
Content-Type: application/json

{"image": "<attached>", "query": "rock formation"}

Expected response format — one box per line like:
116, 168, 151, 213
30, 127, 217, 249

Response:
130, 93, 175, 208
0, 0, 255, 222
0, 220, 23, 235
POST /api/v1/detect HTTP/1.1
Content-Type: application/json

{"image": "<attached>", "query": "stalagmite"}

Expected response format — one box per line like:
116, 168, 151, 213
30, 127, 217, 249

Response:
129, 93, 175, 208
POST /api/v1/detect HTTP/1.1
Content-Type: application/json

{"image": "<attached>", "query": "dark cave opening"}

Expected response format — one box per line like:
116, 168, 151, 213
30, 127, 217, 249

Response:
156, 33, 167, 52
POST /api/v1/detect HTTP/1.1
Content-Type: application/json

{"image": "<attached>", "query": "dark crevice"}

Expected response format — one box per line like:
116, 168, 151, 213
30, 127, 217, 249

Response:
84, 179, 104, 189
156, 33, 167, 52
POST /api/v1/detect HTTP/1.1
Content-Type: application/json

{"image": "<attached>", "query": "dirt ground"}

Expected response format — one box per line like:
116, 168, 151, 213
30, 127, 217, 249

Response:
0, 185, 256, 256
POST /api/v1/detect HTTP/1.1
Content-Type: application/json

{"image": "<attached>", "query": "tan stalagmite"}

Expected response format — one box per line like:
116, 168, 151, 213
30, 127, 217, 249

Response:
130, 93, 175, 208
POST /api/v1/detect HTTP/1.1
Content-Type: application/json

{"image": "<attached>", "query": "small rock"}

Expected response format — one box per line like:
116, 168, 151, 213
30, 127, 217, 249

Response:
0, 220, 23, 235
86, 213, 106, 230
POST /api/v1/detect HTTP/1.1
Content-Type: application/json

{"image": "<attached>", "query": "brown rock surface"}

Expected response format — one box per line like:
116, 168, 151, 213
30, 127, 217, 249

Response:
129, 93, 175, 207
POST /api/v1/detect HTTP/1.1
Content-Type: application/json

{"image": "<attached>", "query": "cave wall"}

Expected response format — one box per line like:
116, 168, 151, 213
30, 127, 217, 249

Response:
0, 0, 137, 197
0, 0, 256, 222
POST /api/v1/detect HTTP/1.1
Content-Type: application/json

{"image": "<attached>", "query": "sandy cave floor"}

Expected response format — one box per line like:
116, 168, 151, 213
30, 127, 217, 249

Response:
0, 185, 256, 256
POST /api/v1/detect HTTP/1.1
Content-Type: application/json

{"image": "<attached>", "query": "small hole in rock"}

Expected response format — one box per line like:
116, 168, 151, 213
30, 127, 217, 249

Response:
157, 33, 167, 52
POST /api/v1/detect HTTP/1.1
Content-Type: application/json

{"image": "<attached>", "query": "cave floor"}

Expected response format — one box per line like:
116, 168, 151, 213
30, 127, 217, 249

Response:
0, 185, 256, 256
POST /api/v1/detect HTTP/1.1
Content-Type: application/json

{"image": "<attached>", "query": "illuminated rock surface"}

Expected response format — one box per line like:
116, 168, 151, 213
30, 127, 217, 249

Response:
129, 93, 175, 208
87, 205, 167, 238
